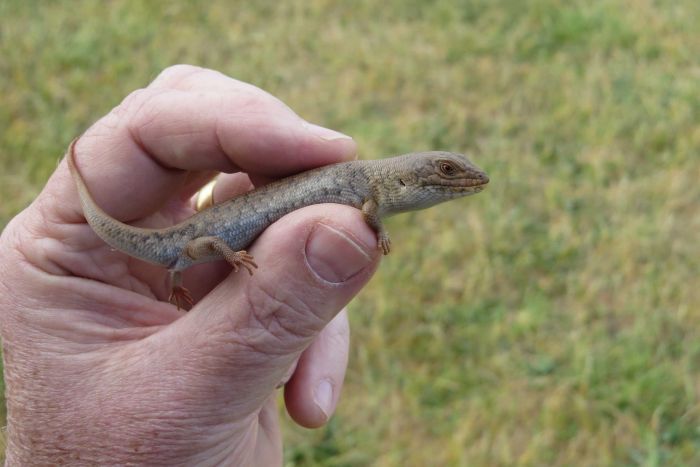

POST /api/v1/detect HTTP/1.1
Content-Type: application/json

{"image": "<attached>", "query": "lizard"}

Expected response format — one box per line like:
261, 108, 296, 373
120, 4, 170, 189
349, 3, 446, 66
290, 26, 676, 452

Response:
66, 138, 489, 309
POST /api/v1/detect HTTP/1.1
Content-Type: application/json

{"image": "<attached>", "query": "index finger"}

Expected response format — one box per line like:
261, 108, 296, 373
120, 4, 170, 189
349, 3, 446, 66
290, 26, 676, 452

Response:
140, 65, 357, 175
60, 65, 356, 222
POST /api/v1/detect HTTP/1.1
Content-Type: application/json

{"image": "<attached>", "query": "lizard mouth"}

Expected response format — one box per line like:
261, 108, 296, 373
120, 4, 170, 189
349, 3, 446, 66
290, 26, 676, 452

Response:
449, 173, 489, 192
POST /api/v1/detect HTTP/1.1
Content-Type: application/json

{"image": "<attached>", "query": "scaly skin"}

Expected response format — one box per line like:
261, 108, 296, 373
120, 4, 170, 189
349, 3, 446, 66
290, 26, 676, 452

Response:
66, 138, 489, 307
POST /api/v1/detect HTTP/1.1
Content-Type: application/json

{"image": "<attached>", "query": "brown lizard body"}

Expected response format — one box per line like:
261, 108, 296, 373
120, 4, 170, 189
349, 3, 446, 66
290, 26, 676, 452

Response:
66, 139, 489, 307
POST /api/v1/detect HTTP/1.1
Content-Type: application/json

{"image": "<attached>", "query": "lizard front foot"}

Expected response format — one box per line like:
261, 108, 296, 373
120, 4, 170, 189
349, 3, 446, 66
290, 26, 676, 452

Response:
362, 198, 391, 255
378, 232, 391, 255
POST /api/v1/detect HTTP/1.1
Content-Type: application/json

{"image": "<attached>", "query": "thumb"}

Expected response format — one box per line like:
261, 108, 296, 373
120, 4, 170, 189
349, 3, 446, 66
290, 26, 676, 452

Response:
160, 204, 380, 413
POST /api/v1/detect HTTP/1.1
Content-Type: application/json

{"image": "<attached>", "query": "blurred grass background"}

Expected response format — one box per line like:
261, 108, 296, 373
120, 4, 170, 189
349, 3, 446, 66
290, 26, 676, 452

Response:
1, 0, 699, 465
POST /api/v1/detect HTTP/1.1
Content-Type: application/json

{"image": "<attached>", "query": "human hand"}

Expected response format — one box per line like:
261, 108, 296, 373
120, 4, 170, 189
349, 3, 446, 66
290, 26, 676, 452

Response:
0, 65, 380, 465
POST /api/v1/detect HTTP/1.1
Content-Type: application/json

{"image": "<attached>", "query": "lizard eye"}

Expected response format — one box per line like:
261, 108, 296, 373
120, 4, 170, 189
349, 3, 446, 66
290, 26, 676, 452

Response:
439, 161, 457, 176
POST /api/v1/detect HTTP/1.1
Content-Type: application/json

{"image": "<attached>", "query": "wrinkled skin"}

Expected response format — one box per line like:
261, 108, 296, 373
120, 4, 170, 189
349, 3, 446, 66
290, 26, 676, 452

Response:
0, 65, 380, 466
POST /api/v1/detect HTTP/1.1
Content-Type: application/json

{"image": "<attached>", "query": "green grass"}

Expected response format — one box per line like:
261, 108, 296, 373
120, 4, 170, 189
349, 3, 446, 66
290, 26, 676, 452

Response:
2, 0, 699, 465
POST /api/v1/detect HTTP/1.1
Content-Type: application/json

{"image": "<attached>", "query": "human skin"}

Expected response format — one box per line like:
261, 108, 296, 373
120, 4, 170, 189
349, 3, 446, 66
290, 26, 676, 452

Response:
0, 65, 381, 465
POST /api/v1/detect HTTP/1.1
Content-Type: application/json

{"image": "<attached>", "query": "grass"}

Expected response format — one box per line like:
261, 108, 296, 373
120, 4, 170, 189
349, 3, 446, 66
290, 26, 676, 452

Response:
1, 0, 699, 465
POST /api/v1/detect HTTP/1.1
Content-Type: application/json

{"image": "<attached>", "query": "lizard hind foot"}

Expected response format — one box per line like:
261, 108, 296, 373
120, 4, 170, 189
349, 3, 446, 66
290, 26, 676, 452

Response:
227, 250, 258, 276
185, 237, 259, 276
169, 285, 194, 310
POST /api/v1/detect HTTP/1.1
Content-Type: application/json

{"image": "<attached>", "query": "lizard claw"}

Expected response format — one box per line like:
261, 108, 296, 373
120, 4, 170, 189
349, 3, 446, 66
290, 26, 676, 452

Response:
378, 234, 391, 255
169, 285, 194, 310
227, 250, 258, 276
190, 237, 259, 276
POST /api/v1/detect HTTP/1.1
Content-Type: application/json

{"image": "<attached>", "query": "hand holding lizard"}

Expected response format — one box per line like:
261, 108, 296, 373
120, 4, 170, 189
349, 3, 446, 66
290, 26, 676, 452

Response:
0, 65, 376, 465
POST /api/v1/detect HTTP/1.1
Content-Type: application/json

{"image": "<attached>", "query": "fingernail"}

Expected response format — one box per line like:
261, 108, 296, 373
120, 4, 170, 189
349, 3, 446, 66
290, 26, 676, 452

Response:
314, 379, 334, 419
306, 223, 374, 283
303, 121, 354, 142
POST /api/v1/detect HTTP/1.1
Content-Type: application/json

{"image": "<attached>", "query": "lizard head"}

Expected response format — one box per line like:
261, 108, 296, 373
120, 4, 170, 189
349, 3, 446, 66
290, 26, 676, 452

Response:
383, 151, 489, 212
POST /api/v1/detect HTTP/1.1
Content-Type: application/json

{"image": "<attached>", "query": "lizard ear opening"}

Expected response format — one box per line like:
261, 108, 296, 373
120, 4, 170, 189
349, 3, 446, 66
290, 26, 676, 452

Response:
399, 178, 406, 187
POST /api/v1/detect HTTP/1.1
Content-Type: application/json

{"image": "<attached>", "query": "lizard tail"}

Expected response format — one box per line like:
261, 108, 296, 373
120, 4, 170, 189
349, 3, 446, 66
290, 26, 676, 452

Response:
66, 138, 174, 267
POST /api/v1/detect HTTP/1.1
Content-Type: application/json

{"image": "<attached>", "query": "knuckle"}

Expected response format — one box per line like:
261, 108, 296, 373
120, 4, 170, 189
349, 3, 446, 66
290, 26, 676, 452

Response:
110, 88, 171, 139
237, 278, 326, 355
106, 88, 158, 128
152, 64, 206, 87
